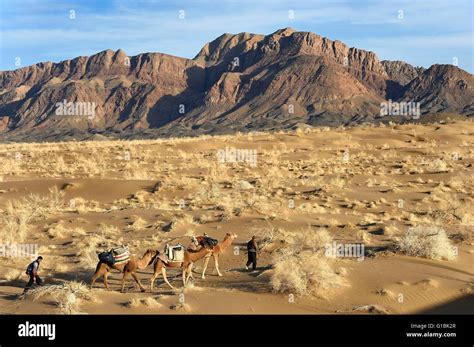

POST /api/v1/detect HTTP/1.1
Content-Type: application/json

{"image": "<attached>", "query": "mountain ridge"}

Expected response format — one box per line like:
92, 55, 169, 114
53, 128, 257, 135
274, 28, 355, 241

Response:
0, 27, 472, 141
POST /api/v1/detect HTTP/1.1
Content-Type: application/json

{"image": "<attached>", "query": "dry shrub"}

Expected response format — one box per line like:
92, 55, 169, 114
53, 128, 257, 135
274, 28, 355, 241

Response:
75, 224, 122, 268
253, 224, 292, 252
4, 268, 23, 281
68, 197, 103, 213
129, 216, 147, 231
175, 214, 196, 226
446, 176, 465, 192
397, 225, 456, 260
328, 177, 346, 189
271, 251, 347, 298
431, 193, 474, 226
270, 228, 347, 298
427, 159, 449, 173
289, 228, 333, 254
46, 221, 86, 239
126, 296, 162, 309
22, 281, 99, 314
0, 187, 65, 243
0, 201, 31, 243
170, 302, 191, 312
357, 230, 372, 244
195, 213, 213, 224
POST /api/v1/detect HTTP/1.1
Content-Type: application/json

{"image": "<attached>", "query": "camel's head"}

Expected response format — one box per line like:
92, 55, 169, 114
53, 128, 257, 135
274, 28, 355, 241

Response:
225, 232, 238, 240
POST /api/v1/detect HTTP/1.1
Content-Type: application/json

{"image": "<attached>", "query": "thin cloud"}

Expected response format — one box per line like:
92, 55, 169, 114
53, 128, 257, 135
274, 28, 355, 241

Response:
0, 0, 472, 72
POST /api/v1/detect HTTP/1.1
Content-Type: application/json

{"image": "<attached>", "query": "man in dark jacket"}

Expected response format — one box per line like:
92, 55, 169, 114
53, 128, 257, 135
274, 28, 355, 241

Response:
246, 236, 259, 271
24, 256, 43, 291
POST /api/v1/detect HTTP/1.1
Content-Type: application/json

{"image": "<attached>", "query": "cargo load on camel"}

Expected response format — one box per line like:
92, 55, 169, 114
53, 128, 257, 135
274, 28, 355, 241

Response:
155, 243, 185, 264
98, 246, 130, 266
200, 236, 218, 248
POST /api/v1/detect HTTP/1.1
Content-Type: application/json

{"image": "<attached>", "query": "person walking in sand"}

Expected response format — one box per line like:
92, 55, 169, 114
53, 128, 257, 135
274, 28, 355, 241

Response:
245, 236, 259, 271
24, 256, 43, 291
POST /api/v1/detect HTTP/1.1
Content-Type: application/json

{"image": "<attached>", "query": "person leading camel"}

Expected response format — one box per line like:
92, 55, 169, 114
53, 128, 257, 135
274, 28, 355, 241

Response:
246, 236, 259, 271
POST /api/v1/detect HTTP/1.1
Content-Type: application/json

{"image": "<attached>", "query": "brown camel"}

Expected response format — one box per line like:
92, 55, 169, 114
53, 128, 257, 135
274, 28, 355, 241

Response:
197, 232, 237, 279
90, 249, 157, 292
150, 246, 212, 291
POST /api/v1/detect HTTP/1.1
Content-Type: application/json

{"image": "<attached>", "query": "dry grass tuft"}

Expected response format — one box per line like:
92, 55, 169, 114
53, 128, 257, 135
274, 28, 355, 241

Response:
397, 225, 457, 260
271, 252, 348, 298
126, 296, 162, 309
270, 227, 347, 298
22, 281, 99, 314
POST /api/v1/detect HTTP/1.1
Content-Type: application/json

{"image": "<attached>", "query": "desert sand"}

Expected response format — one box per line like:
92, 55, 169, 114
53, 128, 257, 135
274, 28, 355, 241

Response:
0, 120, 472, 314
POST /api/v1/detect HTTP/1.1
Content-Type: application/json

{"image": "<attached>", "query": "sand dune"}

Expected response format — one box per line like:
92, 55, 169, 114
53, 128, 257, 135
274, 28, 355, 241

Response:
0, 120, 472, 314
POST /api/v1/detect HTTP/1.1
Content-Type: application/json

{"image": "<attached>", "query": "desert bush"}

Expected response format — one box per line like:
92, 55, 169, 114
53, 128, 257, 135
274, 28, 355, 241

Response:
22, 281, 98, 314
126, 296, 162, 308
0, 200, 33, 243
253, 224, 291, 251
290, 228, 332, 254
129, 216, 148, 231
356, 230, 372, 244
270, 227, 347, 298
75, 224, 122, 268
4, 268, 23, 281
271, 251, 347, 298
397, 225, 457, 260
46, 221, 69, 239
0, 186, 66, 243
427, 159, 449, 173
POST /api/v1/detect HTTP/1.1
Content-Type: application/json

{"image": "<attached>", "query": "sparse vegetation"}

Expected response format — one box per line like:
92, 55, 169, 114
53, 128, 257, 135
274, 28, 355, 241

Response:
397, 225, 457, 260
22, 281, 99, 314
0, 121, 472, 314
270, 228, 348, 298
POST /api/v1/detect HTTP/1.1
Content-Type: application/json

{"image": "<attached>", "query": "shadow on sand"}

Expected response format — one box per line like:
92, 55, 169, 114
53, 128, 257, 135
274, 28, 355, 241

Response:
418, 295, 474, 314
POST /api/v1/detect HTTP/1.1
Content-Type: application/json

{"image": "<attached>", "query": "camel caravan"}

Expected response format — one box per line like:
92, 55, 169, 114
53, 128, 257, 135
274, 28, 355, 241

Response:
90, 233, 238, 292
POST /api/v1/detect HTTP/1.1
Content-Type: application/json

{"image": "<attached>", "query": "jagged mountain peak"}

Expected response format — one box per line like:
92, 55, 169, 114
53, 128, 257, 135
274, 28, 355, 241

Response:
0, 28, 472, 142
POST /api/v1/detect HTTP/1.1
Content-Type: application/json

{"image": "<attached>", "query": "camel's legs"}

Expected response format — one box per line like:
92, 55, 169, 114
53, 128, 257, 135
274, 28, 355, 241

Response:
201, 256, 211, 279
131, 272, 145, 292
90, 271, 101, 289
162, 267, 175, 289
182, 266, 186, 287
150, 261, 163, 292
214, 254, 223, 277
103, 271, 111, 290
150, 273, 158, 292
90, 263, 108, 290
185, 263, 193, 284
121, 271, 130, 292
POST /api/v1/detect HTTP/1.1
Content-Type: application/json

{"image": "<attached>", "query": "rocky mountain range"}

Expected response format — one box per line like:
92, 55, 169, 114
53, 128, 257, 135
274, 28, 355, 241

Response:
0, 27, 472, 141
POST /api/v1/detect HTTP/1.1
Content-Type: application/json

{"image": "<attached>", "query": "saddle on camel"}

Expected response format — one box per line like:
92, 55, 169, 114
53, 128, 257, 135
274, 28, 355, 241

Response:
195, 232, 237, 279
98, 246, 130, 266
90, 246, 157, 292
150, 241, 216, 291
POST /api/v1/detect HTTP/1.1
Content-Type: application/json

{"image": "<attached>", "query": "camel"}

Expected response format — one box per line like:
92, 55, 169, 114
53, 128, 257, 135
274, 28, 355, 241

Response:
150, 246, 212, 291
90, 249, 157, 292
197, 232, 237, 279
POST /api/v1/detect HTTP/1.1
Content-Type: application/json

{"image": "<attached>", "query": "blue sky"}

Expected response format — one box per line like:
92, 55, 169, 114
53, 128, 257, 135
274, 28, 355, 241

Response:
0, 0, 473, 72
